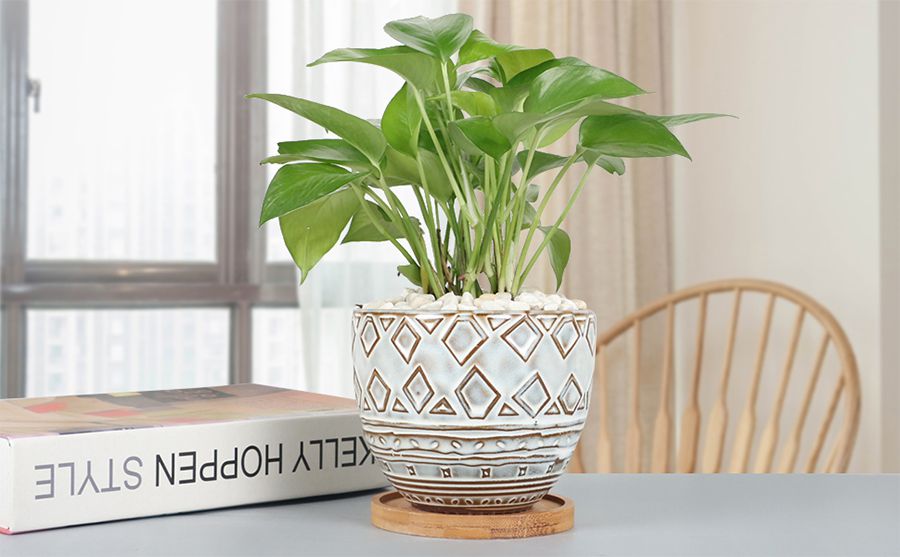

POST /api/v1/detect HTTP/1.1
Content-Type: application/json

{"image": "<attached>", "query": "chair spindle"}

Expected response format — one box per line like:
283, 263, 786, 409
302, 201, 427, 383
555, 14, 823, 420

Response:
777, 334, 829, 472
651, 303, 675, 472
625, 321, 642, 472
701, 289, 742, 472
753, 307, 806, 472
805, 376, 844, 472
729, 294, 776, 472
677, 293, 708, 473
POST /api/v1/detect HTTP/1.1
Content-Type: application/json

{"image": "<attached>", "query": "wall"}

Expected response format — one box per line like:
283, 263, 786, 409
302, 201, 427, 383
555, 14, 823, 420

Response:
669, 0, 885, 471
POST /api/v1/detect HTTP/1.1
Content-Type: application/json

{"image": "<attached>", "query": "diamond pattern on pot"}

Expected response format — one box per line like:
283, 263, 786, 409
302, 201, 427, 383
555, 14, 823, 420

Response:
441, 315, 488, 365
352, 368, 363, 410
585, 317, 597, 355
366, 369, 391, 412
454, 366, 500, 419
558, 374, 583, 415
391, 318, 421, 364
501, 316, 542, 362
551, 315, 580, 359
512, 372, 551, 418
402, 365, 435, 414
359, 316, 381, 357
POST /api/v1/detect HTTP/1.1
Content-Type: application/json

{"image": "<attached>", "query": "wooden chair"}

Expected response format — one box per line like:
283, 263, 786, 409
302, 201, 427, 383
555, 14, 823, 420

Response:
569, 279, 861, 473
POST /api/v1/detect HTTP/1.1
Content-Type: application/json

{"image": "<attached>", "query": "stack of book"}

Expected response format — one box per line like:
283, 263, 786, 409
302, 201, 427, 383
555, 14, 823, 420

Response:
0, 384, 385, 533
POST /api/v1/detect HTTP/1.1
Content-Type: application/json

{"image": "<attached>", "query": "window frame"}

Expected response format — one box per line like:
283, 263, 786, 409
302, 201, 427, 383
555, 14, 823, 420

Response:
0, 0, 299, 398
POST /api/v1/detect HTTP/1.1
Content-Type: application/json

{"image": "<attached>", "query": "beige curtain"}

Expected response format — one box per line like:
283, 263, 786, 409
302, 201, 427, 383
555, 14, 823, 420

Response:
460, 0, 673, 471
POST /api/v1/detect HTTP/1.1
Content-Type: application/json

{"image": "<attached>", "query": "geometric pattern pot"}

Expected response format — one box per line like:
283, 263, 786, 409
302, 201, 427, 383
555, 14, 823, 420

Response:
351, 308, 597, 513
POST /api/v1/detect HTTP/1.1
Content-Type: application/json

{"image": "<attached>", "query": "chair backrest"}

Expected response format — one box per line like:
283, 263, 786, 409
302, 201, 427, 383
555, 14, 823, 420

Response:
570, 279, 861, 473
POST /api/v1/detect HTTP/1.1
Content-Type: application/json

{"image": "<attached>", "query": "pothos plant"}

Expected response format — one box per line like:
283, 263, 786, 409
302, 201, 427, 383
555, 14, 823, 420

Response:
250, 13, 724, 297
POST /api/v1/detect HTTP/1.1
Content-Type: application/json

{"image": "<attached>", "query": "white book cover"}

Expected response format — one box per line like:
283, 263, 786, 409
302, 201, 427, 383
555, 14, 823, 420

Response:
0, 384, 386, 533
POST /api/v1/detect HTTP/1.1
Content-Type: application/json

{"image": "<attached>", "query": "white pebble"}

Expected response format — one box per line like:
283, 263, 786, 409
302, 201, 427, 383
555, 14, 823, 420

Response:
409, 294, 435, 308
370, 289, 586, 313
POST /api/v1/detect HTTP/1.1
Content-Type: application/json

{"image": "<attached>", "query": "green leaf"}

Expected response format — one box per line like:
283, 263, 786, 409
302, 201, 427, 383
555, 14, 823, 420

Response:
397, 263, 422, 286
450, 117, 512, 159
457, 66, 492, 88
280, 189, 360, 283
267, 138, 371, 170
458, 30, 554, 81
463, 76, 497, 95
491, 112, 546, 142
525, 65, 645, 114
516, 150, 568, 178
382, 84, 422, 157
579, 114, 691, 159
495, 49, 555, 82
384, 14, 473, 61
655, 112, 734, 127
246, 93, 386, 163
309, 46, 440, 91
492, 56, 588, 111
382, 147, 453, 201
448, 90, 497, 117
537, 117, 579, 147
342, 201, 413, 243
259, 163, 366, 225
458, 29, 513, 64
525, 183, 539, 203
538, 226, 571, 290
521, 202, 538, 230
583, 150, 626, 175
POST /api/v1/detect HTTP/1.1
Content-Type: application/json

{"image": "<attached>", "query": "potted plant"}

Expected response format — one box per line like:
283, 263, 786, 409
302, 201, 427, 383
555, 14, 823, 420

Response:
250, 13, 721, 514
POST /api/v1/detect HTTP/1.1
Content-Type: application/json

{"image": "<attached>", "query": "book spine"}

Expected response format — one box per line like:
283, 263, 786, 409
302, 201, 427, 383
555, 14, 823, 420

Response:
0, 438, 11, 533
4, 412, 385, 533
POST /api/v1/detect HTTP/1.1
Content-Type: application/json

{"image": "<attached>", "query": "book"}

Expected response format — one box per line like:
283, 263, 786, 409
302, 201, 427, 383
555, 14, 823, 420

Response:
0, 383, 386, 533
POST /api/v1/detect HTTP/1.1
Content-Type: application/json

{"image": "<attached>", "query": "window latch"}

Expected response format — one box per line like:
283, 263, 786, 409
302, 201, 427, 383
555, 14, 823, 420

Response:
26, 78, 41, 113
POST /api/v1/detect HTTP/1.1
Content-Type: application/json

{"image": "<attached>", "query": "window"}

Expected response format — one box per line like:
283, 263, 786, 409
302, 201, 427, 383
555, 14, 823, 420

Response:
1, 0, 455, 399
27, 0, 217, 262
1, 0, 287, 398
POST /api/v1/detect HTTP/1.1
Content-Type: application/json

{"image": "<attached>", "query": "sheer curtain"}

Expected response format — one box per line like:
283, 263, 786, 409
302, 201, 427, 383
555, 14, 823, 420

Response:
271, 0, 456, 397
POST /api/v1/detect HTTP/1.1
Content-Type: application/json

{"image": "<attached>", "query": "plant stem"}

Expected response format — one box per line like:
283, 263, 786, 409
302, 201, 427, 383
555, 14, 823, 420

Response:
413, 153, 445, 281
412, 88, 479, 224
514, 164, 595, 293
514, 152, 580, 282
374, 176, 444, 295
349, 184, 416, 266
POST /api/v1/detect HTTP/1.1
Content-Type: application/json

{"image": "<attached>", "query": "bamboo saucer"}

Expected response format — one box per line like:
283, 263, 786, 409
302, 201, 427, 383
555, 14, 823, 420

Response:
371, 491, 574, 539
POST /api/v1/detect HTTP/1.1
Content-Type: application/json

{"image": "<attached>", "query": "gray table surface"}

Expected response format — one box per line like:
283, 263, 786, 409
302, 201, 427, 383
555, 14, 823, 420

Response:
2, 474, 898, 557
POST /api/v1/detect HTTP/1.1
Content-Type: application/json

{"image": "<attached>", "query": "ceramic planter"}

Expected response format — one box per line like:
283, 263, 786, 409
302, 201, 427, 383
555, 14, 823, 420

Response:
351, 308, 597, 513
